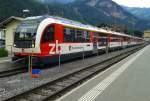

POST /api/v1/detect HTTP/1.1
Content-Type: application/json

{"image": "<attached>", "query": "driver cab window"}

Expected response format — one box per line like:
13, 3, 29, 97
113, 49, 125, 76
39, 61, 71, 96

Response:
42, 25, 54, 42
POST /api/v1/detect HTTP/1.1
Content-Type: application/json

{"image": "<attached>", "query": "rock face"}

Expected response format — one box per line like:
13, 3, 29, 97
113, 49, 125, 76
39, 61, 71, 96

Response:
68, 0, 139, 27
89, 0, 137, 20
123, 6, 150, 21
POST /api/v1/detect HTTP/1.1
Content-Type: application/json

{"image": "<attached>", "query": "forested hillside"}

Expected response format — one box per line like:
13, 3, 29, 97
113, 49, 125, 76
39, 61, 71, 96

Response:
123, 6, 150, 21
0, 0, 47, 22
0, 0, 150, 32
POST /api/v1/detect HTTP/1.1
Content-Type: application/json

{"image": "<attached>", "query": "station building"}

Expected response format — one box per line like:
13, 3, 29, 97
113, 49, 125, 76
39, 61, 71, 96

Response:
0, 29, 5, 47
144, 30, 150, 42
0, 16, 24, 52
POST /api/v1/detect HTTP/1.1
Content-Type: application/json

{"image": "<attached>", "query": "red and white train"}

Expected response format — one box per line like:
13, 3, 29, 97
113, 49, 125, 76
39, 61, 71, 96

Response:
13, 16, 143, 64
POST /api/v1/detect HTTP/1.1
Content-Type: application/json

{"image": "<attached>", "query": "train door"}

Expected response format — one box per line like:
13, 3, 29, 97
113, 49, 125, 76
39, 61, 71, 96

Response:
108, 34, 111, 47
54, 24, 63, 54
120, 36, 123, 46
93, 32, 98, 53
40, 24, 63, 55
40, 24, 55, 55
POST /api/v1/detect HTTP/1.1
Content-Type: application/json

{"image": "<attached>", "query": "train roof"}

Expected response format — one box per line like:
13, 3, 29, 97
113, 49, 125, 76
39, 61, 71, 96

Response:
24, 15, 142, 39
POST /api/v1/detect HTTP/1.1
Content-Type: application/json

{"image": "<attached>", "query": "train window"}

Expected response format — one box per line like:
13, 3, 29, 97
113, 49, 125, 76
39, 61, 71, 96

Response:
111, 35, 121, 42
64, 28, 70, 35
112, 38, 117, 42
93, 32, 97, 37
70, 29, 75, 42
98, 37, 108, 46
64, 28, 75, 42
42, 26, 54, 42
75, 30, 83, 42
63, 27, 90, 42
83, 31, 90, 42
64, 28, 70, 42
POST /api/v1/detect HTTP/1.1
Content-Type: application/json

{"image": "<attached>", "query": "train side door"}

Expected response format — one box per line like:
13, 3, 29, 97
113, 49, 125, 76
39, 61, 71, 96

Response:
54, 24, 63, 54
120, 36, 123, 46
40, 25, 55, 55
93, 32, 98, 53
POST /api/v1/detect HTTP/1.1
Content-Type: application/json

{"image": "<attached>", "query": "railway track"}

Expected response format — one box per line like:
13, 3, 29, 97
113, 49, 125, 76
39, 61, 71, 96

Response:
0, 68, 27, 78
4, 45, 144, 101
0, 58, 27, 78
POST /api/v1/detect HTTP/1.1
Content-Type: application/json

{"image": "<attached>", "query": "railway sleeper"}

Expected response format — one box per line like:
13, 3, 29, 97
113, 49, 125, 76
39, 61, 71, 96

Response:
25, 92, 46, 101
34, 88, 55, 96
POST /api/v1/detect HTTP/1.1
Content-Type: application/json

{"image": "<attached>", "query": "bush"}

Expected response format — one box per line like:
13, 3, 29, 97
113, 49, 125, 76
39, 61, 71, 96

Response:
0, 48, 8, 57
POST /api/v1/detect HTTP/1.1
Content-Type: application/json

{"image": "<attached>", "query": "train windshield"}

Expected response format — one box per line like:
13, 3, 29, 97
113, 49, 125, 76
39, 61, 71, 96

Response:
15, 20, 38, 41
14, 20, 39, 48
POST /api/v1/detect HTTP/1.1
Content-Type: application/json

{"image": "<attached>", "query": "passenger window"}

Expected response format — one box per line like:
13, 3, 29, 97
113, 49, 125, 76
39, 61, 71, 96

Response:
64, 28, 74, 42
42, 26, 54, 42
63, 27, 90, 42
83, 31, 90, 42
70, 29, 75, 42
75, 30, 83, 42
98, 36, 108, 46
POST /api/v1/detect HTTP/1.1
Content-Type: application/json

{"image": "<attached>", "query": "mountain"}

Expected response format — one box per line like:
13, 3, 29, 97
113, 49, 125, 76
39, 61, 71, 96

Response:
45, 0, 150, 30
0, 0, 150, 32
123, 6, 150, 21
0, 0, 47, 22
40, 0, 75, 4
69, 0, 138, 26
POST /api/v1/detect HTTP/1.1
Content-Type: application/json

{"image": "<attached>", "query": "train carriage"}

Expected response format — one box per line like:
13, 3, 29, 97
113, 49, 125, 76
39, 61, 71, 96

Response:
13, 15, 143, 64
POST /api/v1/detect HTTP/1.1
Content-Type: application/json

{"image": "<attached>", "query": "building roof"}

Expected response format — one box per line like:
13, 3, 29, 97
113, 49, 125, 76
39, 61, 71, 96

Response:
0, 16, 24, 28
144, 30, 150, 33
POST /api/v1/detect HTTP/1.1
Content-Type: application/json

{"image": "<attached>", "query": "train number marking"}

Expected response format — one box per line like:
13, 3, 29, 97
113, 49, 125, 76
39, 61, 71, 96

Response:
49, 40, 61, 54
49, 44, 55, 54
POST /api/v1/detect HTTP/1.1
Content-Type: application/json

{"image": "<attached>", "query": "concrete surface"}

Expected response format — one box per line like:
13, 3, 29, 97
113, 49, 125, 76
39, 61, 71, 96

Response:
57, 45, 150, 101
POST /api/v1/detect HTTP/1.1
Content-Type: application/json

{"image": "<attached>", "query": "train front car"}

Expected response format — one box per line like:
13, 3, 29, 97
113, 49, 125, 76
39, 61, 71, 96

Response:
13, 16, 44, 61
13, 16, 93, 64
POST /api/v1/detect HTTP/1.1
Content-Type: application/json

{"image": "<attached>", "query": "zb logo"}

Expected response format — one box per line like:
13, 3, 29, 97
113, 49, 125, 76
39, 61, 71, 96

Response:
49, 40, 61, 54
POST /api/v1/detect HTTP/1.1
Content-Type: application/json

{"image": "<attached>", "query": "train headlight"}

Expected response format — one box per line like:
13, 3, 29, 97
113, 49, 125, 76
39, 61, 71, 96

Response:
32, 44, 35, 47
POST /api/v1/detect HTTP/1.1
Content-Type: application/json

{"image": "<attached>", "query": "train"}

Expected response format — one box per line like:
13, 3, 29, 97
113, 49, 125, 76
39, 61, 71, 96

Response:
12, 15, 144, 64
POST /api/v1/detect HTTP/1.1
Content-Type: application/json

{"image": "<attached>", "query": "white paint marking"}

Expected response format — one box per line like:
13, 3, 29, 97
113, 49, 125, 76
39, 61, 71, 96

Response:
7, 79, 21, 84
78, 46, 148, 101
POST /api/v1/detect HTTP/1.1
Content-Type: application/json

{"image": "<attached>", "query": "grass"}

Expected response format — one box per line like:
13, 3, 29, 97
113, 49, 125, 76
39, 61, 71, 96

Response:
0, 48, 8, 57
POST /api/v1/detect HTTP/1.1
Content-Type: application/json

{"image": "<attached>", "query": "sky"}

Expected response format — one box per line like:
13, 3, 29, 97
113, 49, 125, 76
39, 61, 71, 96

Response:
112, 0, 150, 8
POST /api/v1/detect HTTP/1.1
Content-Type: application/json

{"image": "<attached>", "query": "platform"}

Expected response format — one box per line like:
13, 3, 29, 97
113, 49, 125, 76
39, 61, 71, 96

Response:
0, 46, 141, 100
57, 45, 150, 101
0, 57, 13, 72
0, 57, 11, 63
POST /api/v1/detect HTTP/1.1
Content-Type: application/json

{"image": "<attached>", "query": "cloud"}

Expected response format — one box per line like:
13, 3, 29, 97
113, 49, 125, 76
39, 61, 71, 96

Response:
112, 0, 150, 8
